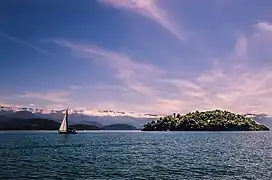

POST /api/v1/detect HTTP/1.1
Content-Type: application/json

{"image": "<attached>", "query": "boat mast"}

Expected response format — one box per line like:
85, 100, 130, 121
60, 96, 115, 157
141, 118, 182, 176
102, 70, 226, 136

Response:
65, 108, 69, 130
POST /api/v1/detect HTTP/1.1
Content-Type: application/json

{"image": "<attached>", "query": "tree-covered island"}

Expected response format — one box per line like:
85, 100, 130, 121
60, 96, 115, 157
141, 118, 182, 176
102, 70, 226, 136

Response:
141, 110, 269, 131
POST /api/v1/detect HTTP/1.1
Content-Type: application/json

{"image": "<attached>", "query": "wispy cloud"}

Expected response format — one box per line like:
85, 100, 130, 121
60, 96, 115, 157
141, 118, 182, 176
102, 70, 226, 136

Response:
44, 21, 272, 115
97, 0, 185, 41
166, 21, 272, 114
68, 85, 81, 90
0, 31, 57, 57
255, 22, 272, 32
253, 22, 272, 44
234, 35, 248, 61
18, 91, 70, 103
48, 39, 163, 98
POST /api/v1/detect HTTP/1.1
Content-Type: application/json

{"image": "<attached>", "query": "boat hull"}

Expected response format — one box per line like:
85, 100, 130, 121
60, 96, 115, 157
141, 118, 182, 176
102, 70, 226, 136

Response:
58, 131, 77, 134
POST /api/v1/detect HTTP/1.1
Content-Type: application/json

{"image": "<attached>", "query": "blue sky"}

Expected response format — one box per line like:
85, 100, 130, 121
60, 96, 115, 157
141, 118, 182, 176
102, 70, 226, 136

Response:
1, 0, 272, 114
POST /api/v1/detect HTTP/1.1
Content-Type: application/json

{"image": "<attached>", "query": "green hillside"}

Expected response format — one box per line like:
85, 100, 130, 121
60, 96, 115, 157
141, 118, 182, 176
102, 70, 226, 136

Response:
142, 110, 270, 131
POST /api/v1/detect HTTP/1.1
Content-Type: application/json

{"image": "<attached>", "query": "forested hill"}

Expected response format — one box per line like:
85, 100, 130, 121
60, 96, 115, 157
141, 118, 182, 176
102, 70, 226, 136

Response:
142, 110, 270, 131
0, 118, 101, 130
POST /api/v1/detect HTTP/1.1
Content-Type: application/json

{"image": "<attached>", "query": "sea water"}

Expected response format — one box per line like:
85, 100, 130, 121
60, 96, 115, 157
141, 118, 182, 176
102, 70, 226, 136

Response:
0, 131, 271, 179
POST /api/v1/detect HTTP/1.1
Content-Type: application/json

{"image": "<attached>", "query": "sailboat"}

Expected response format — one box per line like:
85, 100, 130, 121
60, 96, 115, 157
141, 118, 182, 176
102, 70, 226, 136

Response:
58, 108, 77, 134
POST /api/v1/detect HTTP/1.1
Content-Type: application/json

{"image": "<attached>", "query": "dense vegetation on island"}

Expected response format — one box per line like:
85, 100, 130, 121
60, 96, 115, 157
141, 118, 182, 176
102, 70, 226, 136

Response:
142, 110, 270, 131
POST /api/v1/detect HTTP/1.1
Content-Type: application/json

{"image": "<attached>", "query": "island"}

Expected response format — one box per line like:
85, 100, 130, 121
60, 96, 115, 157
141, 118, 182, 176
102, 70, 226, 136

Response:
141, 110, 270, 131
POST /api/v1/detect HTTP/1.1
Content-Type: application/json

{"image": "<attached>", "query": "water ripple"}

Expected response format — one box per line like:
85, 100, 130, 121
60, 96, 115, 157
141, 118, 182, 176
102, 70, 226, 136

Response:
0, 131, 271, 179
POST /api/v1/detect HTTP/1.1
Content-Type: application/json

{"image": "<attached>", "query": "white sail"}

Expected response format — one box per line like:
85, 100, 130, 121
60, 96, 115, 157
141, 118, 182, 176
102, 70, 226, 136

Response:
59, 109, 68, 132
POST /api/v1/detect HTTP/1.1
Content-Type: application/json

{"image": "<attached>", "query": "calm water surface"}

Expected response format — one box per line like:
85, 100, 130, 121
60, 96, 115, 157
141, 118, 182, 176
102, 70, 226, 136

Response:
0, 131, 271, 180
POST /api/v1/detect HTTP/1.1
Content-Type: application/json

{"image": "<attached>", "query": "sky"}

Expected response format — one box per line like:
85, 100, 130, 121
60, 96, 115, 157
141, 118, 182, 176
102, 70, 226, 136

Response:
1, 0, 272, 115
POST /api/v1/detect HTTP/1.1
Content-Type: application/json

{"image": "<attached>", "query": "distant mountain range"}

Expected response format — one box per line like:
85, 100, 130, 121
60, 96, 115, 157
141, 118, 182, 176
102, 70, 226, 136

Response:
244, 114, 272, 128
0, 118, 135, 131
103, 124, 137, 130
0, 105, 157, 129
